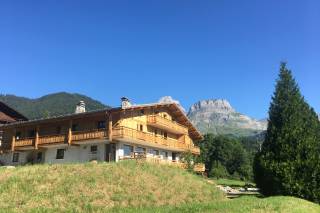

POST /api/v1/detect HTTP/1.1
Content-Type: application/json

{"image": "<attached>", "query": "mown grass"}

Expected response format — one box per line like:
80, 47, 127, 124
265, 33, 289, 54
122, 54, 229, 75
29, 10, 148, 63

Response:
213, 178, 255, 187
0, 161, 225, 212
111, 196, 320, 213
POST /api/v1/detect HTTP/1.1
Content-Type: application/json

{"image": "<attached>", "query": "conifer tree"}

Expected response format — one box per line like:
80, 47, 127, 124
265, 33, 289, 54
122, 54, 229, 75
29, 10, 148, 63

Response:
254, 62, 320, 203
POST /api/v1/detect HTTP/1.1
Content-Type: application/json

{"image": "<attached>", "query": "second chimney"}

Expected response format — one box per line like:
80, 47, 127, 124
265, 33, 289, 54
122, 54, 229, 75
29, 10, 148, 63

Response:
121, 97, 131, 109
75, 101, 86, 113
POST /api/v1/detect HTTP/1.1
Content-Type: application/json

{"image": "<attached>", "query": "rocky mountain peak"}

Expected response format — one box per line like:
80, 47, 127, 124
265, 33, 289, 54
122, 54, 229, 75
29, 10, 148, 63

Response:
189, 99, 235, 114
187, 99, 267, 137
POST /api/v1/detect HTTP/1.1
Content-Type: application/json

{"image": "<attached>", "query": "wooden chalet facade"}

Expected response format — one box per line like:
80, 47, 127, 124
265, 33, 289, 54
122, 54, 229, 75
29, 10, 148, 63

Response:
0, 98, 203, 165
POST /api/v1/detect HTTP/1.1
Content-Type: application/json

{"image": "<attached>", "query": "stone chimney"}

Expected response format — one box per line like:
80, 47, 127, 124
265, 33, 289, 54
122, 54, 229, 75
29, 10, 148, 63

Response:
121, 97, 131, 109
75, 101, 86, 113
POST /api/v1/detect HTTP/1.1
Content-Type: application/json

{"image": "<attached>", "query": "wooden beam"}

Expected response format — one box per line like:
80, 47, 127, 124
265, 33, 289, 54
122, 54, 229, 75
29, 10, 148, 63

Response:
108, 113, 113, 141
68, 120, 72, 145
11, 129, 16, 152
35, 126, 39, 150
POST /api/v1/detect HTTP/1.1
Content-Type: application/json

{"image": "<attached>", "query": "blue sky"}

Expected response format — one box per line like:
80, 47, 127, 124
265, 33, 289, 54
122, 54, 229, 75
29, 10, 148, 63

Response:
0, 1, 319, 119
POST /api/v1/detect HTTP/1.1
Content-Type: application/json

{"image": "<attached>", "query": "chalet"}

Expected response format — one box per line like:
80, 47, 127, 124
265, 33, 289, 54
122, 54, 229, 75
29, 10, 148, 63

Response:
0, 98, 202, 166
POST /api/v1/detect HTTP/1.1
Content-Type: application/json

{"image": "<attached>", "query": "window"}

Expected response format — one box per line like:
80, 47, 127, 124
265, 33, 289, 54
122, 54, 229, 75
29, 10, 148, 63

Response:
123, 145, 133, 157
56, 149, 65, 159
164, 132, 168, 139
97, 121, 106, 129
15, 132, 21, 140
135, 147, 146, 154
163, 151, 168, 159
153, 149, 159, 156
154, 129, 158, 136
137, 124, 143, 131
90, 145, 98, 154
12, 153, 19, 162
72, 124, 79, 131
163, 114, 167, 119
28, 129, 36, 137
140, 109, 145, 115
56, 126, 62, 134
37, 152, 43, 161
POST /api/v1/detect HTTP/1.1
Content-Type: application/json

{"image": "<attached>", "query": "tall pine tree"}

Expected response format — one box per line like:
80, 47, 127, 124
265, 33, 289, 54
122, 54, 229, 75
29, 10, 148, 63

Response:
254, 62, 320, 203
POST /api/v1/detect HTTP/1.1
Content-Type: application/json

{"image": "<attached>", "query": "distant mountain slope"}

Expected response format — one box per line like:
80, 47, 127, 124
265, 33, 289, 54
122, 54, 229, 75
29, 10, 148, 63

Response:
0, 92, 109, 120
187, 99, 267, 137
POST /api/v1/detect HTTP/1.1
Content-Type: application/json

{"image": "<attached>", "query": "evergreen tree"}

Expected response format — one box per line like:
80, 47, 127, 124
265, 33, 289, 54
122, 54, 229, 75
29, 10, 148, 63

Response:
254, 62, 320, 203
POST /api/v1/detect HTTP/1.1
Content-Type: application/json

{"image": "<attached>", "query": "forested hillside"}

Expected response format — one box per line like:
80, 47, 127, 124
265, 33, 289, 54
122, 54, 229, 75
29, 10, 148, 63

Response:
0, 92, 109, 120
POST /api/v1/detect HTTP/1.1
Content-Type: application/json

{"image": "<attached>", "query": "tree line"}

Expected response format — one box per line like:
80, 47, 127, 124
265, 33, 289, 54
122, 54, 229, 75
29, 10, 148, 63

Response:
196, 62, 320, 203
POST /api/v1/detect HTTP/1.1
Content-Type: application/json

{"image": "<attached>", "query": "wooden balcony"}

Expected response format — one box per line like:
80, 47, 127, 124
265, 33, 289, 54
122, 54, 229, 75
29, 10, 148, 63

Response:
72, 129, 107, 142
147, 115, 188, 135
113, 126, 200, 154
15, 138, 34, 147
13, 129, 108, 150
38, 134, 66, 145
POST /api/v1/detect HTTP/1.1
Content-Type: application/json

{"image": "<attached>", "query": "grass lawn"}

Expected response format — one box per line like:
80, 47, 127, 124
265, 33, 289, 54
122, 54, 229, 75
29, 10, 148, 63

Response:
213, 178, 255, 188
112, 196, 320, 213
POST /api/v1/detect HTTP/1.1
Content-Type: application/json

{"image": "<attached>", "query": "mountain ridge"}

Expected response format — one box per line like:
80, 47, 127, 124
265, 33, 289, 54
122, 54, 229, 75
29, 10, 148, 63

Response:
187, 99, 268, 137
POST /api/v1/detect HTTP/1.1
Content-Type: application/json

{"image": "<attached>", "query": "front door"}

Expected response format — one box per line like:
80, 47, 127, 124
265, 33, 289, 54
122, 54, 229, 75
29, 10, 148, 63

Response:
106, 143, 116, 162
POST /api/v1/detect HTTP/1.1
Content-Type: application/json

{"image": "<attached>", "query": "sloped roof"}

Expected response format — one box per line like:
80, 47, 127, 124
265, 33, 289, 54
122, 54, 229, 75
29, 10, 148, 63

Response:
0, 102, 28, 123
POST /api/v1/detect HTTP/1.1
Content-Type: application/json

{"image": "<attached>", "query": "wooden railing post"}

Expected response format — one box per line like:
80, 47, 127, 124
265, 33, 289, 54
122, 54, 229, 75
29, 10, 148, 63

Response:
68, 120, 72, 145
35, 126, 39, 150
108, 113, 112, 141
11, 129, 16, 152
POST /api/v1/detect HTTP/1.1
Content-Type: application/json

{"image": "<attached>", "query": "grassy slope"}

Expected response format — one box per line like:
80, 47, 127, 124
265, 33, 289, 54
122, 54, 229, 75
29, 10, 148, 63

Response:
0, 161, 224, 212
0, 161, 319, 213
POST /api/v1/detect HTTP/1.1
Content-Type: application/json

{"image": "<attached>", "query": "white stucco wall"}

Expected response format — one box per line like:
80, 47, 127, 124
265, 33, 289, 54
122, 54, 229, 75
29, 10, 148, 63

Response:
0, 151, 29, 166
43, 143, 106, 164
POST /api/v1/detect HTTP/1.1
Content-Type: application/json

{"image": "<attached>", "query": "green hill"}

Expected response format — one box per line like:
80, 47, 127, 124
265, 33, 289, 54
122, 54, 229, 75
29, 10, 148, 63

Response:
0, 92, 109, 120
0, 161, 319, 213
0, 161, 225, 212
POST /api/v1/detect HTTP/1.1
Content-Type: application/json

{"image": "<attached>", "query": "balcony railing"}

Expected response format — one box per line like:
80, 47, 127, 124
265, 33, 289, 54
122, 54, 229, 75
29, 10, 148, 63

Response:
38, 134, 66, 145
12, 127, 200, 154
147, 115, 188, 134
113, 126, 200, 154
15, 138, 34, 147
72, 129, 107, 141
